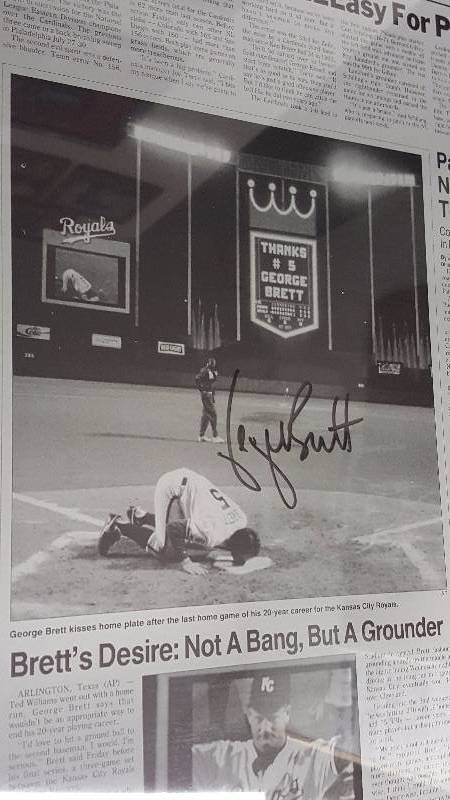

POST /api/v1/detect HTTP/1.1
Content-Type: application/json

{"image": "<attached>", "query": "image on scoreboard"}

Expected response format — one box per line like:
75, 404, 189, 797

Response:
41, 227, 130, 313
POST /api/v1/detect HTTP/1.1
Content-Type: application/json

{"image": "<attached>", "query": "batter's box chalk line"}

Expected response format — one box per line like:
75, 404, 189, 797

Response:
12, 530, 99, 584
353, 515, 442, 548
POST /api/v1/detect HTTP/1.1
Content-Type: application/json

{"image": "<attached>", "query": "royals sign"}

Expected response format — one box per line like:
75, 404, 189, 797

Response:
59, 216, 116, 245
250, 232, 318, 338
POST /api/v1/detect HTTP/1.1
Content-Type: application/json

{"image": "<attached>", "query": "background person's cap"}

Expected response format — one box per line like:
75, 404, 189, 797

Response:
249, 671, 291, 714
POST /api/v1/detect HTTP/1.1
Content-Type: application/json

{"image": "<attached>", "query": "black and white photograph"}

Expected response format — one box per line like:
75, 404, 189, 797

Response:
142, 657, 362, 799
9, 73, 445, 620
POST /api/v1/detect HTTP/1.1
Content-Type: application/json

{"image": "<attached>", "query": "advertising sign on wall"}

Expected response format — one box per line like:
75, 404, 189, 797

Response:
16, 324, 51, 340
377, 361, 402, 376
91, 333, 122, 349
157, 341, 186, 355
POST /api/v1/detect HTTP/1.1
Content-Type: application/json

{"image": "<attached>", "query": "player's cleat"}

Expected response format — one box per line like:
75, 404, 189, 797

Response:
98, 514, 121, 556
198, 435, 210, 442
211, 436, 225, 443
126, 505, 147, 526
145, 542, 161, 559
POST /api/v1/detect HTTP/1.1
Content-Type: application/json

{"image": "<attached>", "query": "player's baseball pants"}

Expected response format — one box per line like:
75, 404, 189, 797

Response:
200, 391, 218, 437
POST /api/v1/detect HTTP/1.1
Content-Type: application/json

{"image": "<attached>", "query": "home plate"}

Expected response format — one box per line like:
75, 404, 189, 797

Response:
213, 556, 273, 574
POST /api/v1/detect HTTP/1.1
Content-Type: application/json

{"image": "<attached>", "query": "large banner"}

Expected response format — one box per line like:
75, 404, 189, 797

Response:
250, 231, 318, 337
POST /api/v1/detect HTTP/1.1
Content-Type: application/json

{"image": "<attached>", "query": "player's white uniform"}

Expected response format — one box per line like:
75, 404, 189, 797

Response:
147, 468, 247, 553
61, 268, 92, 295
193, 736, 351, 800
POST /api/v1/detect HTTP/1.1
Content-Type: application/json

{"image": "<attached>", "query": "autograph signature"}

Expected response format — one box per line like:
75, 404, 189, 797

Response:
218, 369, 364, 510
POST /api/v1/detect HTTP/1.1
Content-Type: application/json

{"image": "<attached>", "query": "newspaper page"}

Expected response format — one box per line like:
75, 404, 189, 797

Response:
1, 0, 450, 797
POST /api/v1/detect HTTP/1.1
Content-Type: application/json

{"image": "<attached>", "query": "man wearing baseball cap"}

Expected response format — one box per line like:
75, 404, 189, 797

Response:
193, 670, 355, 800
246, 671, 292, 769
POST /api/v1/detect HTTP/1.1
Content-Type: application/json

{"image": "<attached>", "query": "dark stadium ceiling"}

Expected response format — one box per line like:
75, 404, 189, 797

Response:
11, 145, 161, 226
11, 75, 424, 240
11, 76, 265, 239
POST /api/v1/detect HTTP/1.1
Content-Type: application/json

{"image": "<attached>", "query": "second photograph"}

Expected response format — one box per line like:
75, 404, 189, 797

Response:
142, 657, 362, 799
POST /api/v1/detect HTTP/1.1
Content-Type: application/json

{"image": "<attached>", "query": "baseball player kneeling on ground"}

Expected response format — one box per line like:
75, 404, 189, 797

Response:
193, 671, 355, 800
98, 467, 260, 575
60, 268, 100, 302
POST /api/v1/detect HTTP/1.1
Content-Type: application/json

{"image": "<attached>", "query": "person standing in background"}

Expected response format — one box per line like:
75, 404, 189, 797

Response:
195, 357, 224, 443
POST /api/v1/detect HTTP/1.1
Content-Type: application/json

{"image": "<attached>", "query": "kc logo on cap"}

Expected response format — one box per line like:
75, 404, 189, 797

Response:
260, 676, 275, 693
249, 671, 291, 713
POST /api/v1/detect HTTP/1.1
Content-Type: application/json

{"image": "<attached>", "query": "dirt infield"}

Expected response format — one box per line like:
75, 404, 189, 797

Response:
11, 484, 444, 620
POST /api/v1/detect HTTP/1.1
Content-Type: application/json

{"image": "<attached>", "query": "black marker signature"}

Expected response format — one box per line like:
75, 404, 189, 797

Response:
218, 369, 364, 510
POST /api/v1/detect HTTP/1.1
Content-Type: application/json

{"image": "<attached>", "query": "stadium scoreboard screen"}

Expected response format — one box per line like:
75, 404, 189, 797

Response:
41, 226, 131, 314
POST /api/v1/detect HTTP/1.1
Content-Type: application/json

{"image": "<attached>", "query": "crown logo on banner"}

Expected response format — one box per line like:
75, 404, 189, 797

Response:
247, 179, 317, 218
247, 178, 318, 236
